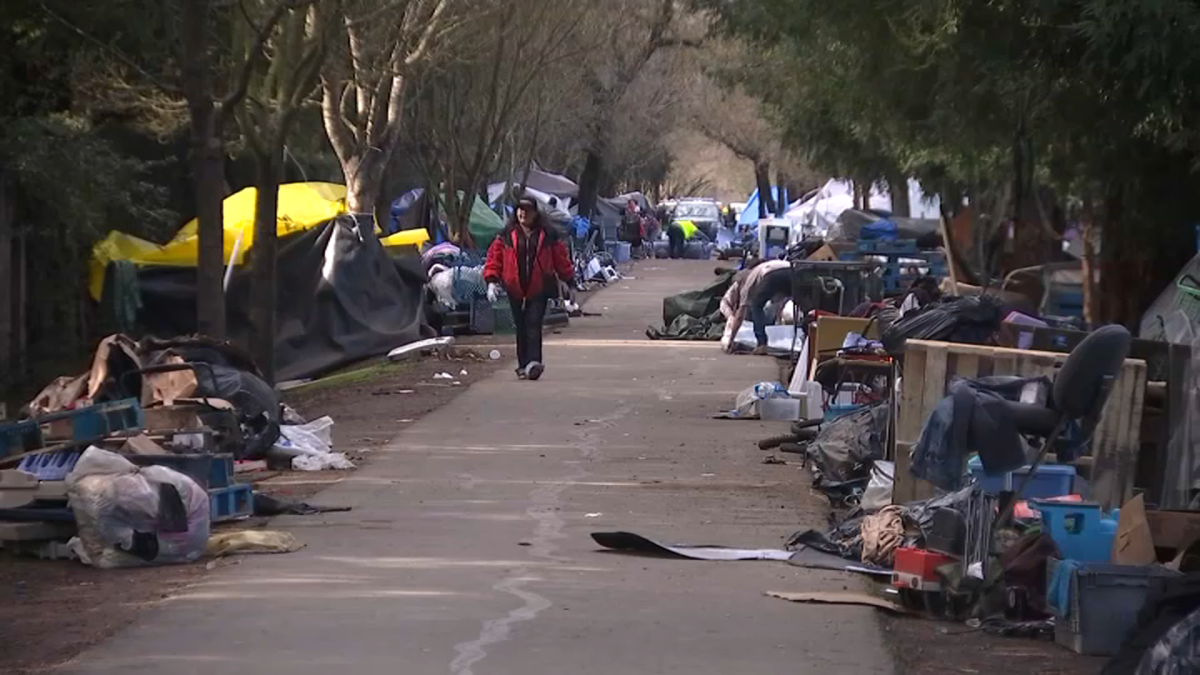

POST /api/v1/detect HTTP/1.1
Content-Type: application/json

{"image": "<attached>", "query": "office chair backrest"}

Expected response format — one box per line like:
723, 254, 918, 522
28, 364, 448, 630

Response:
1052, 324, 1133, 421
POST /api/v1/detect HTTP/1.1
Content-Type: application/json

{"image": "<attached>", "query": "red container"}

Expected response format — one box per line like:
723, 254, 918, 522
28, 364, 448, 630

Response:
892, 547, 956, 592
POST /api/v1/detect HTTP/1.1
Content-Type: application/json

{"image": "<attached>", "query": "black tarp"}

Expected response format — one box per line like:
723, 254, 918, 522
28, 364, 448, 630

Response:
645, 270, 734, 341
133, 215, 428, 381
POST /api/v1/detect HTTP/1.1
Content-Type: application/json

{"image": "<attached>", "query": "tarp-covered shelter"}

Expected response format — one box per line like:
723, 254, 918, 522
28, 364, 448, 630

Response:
390, 189, 505, 250
90, 182, 348, 300
594, 192, 651, 240
738, 187, 791, 227
132, 215, 427, 381
1141, 252, 1200, 341
785, 179, 941, 236
504, 162, 579, 198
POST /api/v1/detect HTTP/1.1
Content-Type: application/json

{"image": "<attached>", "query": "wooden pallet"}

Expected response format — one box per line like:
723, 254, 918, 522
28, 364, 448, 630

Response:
893, 339, 1147, 509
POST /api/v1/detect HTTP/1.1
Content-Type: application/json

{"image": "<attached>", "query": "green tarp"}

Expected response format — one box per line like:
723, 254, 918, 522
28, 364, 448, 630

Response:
436, 192, 505, 251
646, 271, 735, 341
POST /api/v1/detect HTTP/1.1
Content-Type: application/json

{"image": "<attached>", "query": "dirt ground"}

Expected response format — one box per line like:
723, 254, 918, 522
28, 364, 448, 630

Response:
0, 345, 504, 675
881, 613, 1107, 675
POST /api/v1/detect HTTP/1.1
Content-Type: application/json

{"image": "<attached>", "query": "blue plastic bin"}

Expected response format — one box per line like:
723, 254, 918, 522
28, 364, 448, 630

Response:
1047, 558, 1181, 655
967, 456, 1076, 499
1033, 501, 1118, 563
824, 404, 863, 422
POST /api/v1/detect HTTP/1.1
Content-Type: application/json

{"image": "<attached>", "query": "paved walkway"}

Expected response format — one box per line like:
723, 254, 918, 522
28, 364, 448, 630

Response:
59, 260, 893, 675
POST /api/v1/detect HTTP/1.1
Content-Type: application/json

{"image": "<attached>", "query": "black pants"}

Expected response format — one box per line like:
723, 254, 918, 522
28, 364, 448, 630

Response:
509, 296, 548, 368
667, 224, 685, 258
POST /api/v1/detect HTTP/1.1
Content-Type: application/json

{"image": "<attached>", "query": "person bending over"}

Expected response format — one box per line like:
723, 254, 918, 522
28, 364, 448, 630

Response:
484, 197, 575, 380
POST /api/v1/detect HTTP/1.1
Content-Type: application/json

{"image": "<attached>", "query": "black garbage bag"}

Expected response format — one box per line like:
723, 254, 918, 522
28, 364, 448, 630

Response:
882, 294, 1005, 356
192, 363, 280, 460
806, 402, 890, 485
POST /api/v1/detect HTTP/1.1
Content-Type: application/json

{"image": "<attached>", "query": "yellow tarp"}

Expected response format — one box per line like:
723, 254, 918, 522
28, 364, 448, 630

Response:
89, 182, 348, 300
379, 228, 430, 249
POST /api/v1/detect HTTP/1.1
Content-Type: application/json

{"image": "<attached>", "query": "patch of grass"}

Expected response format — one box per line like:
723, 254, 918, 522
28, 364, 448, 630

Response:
287, 359, 414, 394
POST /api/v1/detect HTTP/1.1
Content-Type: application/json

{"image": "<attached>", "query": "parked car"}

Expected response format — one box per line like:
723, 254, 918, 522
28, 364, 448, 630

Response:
673, 200, 721, 240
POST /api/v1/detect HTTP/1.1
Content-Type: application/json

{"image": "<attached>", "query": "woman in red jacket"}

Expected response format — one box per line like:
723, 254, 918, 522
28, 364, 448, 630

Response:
484, 197, 575, 381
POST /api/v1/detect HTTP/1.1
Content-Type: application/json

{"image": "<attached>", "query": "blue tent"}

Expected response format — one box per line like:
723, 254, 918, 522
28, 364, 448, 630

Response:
738, 186, 789, 227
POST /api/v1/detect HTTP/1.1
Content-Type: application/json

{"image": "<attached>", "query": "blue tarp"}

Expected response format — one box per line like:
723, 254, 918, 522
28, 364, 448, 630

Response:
739, 186, 790, 227
861, 218, 898, 241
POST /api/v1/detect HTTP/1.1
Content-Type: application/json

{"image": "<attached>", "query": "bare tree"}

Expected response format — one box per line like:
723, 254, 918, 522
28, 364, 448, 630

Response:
403, 0, 589, 243
574, 0, 702, 218
237, 0, 333, 382
320, 0, 466, 223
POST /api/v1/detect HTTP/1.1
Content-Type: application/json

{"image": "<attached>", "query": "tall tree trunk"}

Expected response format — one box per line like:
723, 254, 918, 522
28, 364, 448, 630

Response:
190, 130, 227, 339
250, 147, 283, 383
888, 174, 911, 217
775, 168, 790, 217
753, 159, 773, 219
344, 152, 387, 218
0, 178, 12, 385
576, 146, 605, 219
182, 0, 226, 340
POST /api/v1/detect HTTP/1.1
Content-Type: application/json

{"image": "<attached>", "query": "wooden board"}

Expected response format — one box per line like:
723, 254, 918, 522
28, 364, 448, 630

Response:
767, 591, 910, 614
892, 339, 1147, 509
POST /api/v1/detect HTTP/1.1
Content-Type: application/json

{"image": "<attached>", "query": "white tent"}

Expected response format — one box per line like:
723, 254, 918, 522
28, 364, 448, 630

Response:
785, 179, 941, 236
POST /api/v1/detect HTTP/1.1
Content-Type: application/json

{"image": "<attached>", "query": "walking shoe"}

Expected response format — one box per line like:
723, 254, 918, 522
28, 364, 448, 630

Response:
751, 346, 770, 356
527, 362, 545, 381
515, 367, 527, 380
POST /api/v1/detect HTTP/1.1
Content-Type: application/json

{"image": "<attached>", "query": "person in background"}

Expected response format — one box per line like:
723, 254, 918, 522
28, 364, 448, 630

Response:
723, 262, 792, 355
619, 198, 645, 256
484, 197, 575, 381
898, 275, 941, 317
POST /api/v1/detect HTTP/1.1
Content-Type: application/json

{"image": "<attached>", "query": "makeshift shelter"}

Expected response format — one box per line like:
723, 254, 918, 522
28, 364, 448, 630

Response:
594, 192, 651, 240
90, 182, 348, 300
785, 179, 941, 236
487, 184, 572, 224
390, 189, 505, 250
133, 215, 427, 381
1140, 252, 1200, 341
501, 163, 579, 198
739, 186, 791, 227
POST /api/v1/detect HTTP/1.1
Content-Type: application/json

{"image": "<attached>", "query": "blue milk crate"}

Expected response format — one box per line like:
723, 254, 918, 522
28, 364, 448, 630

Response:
0, 420, 44, 460
40, 399, 144, 442
209, 484, 254, 522
17, 450, 83, 481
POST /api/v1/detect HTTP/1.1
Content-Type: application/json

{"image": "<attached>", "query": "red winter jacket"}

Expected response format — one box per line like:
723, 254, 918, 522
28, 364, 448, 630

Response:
484, 225, 575, 301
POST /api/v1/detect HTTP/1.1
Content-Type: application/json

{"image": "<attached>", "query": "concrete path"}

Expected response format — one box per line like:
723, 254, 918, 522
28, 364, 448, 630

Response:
59, 261, 893, 675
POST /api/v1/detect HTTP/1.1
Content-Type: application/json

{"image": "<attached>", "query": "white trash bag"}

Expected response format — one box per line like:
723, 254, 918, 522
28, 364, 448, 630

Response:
66, 446, 210, 569
272, 416, 355, 471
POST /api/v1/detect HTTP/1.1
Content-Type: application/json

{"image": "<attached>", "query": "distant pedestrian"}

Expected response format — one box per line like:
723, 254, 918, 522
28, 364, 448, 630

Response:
484, 197, 575, 380
723, 262, 792, 355
620, 199, 645, 257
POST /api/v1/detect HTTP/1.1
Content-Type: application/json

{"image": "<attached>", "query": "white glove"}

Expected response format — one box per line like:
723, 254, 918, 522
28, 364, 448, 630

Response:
486, 283, 501, 303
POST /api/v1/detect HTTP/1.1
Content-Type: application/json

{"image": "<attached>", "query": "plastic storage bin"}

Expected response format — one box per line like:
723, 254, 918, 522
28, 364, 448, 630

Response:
760, 398, 802, 421
824, 403, 863, 422
967, 456, 1076, 499
1033, 501, 1118, 563
605, 241, 631, 263
1047, 559, 1182, 655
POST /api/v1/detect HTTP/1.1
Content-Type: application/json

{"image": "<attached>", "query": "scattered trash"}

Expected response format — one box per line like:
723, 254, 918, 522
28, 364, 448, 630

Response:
766, 591, 910, 614
585, 513, 603, 518
206, 530, 305, 557
253, 493, 352, 516
388, 336, 455, 362
591, 531, 792, 561
762, 455, 787, 465
459, 369, 469, 376
489, 350, 501, 360
66, 447, 210, 569
271, 417, 355, 471
433, 372, 455, 380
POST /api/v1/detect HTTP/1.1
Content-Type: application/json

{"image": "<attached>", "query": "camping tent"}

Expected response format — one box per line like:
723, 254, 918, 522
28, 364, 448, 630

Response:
487, 184, 573, 224
784, 179, 941, 237
594, 192, 652, 241
90, 182, 348, 300
390, 189, 505, 250
134, 215, 427, 381
738, 187, 791, 227
508, 162, 579, 198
